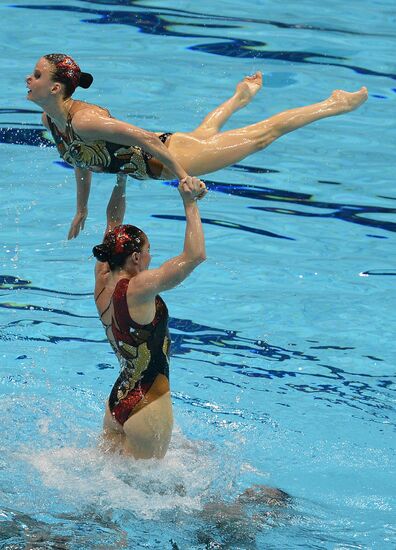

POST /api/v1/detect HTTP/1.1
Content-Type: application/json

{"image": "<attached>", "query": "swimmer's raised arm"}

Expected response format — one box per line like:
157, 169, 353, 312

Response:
128, 177, 207, 300
105, 173, 126, 235
72, 110, 189, 180
93, 175, 126, 294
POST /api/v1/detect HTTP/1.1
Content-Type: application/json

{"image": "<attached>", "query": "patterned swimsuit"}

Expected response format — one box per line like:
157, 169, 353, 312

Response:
103, 278, 171, 425
46, 111, 172, 180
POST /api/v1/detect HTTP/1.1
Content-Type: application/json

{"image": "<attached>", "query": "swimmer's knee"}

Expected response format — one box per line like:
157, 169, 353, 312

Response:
255, 129, 279, 150
190, 127, 218, 139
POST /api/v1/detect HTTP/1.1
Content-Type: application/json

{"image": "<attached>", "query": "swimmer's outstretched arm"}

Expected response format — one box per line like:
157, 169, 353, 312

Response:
130, 177, 207, 300
68, 167, 92, 240
71, 110, 189, 180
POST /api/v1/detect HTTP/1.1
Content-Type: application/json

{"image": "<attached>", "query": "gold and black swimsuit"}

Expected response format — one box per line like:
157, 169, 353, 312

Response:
46, 113, 172, 180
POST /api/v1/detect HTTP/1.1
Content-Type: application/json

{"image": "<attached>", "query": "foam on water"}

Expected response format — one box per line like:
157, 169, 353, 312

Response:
24, 430, 214, 521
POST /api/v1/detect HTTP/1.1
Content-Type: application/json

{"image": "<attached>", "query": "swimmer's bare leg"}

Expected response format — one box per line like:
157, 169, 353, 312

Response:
191, 71, 263, 138
253, 86, 369, 142
121, 392, 173, 459
166, 87, 368, 176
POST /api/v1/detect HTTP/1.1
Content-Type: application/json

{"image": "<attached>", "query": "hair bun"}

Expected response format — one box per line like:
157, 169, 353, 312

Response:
92, 244, 110, 262
79, 72, 93, 89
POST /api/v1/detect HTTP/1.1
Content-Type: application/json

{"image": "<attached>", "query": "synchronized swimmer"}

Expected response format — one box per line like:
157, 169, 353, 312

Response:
93, 177, 206, 458
26, 53, 368, 239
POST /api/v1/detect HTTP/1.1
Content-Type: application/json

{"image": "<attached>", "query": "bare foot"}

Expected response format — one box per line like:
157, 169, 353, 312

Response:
328, 86, 368, 114
235, 71, 263, 107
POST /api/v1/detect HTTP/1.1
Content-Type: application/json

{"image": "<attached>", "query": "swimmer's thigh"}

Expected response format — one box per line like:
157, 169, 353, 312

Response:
122, 392, 173, 459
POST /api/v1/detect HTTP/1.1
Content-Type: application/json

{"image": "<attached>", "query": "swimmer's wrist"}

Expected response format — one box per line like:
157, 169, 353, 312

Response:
183, 197, 198, 207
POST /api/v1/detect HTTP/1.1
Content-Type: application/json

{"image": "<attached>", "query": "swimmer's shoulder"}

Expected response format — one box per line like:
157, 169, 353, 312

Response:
41, 101, 111, 130
71, 100, 111, 120
70, 101, 113, 136
72, 100, 109, 115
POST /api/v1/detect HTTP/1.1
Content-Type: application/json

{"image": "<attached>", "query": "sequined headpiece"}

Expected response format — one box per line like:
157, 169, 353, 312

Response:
111, 226, 143, 255
54, 56, 81, 89
92, 225, 146, 269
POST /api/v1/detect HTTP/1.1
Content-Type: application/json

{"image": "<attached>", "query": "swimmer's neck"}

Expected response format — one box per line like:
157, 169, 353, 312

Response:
110, 266, 139, 282
39, 96, 75, 130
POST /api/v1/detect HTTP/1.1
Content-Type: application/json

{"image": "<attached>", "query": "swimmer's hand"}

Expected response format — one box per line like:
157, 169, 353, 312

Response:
68, 208, 88, 240
178, 177, 207, 202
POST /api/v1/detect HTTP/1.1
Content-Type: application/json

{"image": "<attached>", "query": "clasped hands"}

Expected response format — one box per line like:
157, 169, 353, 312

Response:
178, 176, 207, 202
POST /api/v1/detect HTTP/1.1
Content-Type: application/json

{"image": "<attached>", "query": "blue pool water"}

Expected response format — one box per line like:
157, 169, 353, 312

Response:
1, 0, 395, 548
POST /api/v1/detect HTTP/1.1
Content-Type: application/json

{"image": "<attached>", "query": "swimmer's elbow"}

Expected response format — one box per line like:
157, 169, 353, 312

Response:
199, 251, 207, 264
193, 251, 206, 266
182, 251, 206, 269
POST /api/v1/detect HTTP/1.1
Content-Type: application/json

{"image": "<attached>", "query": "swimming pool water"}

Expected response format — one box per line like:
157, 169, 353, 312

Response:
1, 0, 395, 548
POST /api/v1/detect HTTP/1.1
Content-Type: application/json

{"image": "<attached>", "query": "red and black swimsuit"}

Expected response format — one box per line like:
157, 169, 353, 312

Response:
106, 278, 170, 425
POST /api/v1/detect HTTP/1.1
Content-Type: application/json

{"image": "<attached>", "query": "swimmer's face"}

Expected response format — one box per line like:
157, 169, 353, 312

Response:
26, 57, 58, 104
